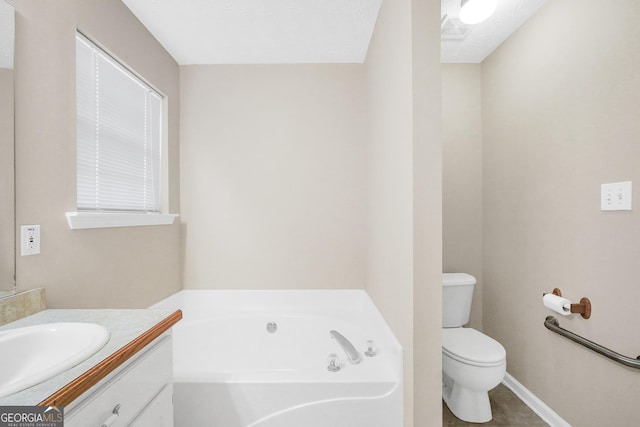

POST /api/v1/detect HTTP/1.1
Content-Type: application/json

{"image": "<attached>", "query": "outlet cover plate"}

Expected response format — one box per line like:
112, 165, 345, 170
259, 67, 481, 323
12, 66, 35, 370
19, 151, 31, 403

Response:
20, 225, 40, 256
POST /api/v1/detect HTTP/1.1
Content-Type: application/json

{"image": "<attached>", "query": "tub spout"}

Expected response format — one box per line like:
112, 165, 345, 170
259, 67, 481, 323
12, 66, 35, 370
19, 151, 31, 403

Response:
329, 330, 362, 365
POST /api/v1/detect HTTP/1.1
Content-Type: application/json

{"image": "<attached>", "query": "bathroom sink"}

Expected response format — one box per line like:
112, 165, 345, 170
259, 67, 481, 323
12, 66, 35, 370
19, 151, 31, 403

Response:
0, 322, 110, 398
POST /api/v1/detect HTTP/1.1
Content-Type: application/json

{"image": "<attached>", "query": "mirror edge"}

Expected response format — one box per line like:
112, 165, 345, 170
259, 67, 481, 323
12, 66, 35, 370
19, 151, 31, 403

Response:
0, 0, 16, 299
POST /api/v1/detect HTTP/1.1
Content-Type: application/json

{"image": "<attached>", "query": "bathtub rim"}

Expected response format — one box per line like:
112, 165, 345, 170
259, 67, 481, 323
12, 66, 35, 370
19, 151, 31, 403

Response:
151, 289, 402, 352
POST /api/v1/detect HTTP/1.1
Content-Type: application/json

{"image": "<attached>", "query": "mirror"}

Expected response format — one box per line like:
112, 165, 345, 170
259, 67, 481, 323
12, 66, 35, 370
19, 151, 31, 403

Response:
0, 0, 15, 298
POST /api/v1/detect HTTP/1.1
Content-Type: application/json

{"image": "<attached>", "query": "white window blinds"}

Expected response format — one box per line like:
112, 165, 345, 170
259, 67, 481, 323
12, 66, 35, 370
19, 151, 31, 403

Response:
76, 33, 162, 213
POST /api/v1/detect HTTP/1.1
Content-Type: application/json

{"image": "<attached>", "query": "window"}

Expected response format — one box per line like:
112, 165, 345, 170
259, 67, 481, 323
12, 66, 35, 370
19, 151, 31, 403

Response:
68, 32, 176, 229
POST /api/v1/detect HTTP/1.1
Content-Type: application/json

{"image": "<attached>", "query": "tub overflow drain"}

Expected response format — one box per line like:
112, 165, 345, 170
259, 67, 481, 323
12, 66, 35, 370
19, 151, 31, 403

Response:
266, 321, 277, 333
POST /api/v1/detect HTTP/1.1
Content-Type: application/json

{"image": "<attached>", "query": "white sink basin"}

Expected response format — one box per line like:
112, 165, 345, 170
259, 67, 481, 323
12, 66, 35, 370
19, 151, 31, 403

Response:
0, 322, 110, 398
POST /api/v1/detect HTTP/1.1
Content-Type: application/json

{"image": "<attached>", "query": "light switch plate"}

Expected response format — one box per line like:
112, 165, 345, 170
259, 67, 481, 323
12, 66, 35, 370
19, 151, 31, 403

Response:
601, 181, 632, 211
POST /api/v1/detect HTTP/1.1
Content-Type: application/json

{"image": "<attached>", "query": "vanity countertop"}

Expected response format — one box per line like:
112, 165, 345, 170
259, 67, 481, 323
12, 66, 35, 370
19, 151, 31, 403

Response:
0, 308, 182, 407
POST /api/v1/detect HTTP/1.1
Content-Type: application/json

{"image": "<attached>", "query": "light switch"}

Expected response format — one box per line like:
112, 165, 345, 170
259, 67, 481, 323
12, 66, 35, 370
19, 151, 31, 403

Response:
601, 181, 632, 211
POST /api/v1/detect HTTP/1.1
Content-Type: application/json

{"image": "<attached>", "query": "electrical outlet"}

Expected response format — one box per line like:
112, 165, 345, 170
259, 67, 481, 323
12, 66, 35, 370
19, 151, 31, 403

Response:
20, 225, 40, 256
601, 181, 632, 211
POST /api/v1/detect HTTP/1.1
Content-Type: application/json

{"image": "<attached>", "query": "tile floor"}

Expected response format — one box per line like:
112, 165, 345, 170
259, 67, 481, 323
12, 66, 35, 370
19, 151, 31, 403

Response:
443, 384, 549, 426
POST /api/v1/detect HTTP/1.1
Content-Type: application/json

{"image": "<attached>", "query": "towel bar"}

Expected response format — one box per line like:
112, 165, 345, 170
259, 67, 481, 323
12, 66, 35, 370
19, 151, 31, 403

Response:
544, 316, 640, 370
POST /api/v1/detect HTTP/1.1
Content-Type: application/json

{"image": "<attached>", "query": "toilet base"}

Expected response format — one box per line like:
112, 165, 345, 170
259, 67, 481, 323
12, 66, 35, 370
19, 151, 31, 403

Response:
442, 379, 492, 423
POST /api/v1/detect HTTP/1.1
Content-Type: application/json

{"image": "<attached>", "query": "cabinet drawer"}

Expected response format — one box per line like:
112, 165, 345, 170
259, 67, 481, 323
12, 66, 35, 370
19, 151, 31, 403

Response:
65, 336, 172, 427
130, 384, 173, 427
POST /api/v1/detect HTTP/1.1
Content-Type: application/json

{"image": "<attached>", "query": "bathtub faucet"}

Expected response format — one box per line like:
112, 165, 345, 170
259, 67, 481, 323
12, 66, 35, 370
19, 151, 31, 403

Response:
329, 330, 362, 365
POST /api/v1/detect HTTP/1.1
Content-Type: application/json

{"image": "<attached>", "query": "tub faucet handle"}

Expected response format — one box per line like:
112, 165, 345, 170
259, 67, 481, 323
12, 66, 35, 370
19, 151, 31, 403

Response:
365, 340, 377, 357
266, 321, 277, 333
327, 353, 341, 372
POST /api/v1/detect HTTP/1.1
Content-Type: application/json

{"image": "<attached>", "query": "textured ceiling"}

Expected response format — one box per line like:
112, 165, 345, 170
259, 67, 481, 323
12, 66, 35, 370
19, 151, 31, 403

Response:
122, 0, 383, 64
441, 0, 548, 63
0, 1, 14, 69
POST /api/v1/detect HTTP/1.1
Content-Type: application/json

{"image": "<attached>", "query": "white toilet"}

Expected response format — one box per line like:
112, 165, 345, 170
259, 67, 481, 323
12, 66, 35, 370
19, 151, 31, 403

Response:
442, 273, 506, 423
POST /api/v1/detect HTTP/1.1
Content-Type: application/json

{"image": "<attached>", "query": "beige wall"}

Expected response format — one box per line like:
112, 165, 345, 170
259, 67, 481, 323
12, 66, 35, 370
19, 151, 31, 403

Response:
13, 0, 181, 308
0, 68, 14, 293
411, 0, 443, 424
365, 0, 442, 425
442, 64, 483, 329
180, 65, 368, 290
482, 0, 640, 425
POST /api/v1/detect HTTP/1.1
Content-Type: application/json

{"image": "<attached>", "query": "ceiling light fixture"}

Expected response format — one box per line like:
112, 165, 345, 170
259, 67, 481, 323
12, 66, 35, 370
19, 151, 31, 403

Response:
459, 0, 497, 25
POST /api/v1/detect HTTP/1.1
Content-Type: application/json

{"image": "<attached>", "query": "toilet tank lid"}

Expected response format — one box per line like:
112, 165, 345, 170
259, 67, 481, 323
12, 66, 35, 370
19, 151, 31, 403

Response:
443, 273, 477, 286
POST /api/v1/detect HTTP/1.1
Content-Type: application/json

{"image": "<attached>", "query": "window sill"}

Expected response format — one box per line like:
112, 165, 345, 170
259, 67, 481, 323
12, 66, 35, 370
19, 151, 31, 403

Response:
65, 212, 178, 230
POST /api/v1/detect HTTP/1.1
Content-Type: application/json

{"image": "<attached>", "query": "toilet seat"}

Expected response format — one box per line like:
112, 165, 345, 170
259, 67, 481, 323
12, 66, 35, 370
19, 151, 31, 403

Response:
442, 328, 505, 367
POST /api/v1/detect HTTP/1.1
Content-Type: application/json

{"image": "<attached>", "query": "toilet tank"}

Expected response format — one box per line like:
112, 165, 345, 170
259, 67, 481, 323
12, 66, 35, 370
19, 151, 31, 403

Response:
442, 273, 476, 328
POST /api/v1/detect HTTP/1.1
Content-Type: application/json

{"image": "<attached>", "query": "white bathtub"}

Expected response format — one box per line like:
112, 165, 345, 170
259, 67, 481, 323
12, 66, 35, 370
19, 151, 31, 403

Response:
152, 290, 403, 427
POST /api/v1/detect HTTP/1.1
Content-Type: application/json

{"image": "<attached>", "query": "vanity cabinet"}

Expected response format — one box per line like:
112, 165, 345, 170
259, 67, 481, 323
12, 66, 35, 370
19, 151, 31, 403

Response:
64, 334, 173, 427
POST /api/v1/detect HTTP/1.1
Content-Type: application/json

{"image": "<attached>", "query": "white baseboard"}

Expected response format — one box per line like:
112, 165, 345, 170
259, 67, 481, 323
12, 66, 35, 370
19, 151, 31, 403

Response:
502, 372, 571, 427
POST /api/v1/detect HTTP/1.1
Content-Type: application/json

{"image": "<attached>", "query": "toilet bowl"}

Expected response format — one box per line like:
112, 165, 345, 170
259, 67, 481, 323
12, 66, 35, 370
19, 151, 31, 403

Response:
442, 273, 506, 423
442, 327, 506, 423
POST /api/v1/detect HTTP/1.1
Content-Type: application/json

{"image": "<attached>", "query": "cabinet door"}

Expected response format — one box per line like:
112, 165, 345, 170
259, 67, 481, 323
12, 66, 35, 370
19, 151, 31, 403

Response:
130, 384, 173, 427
